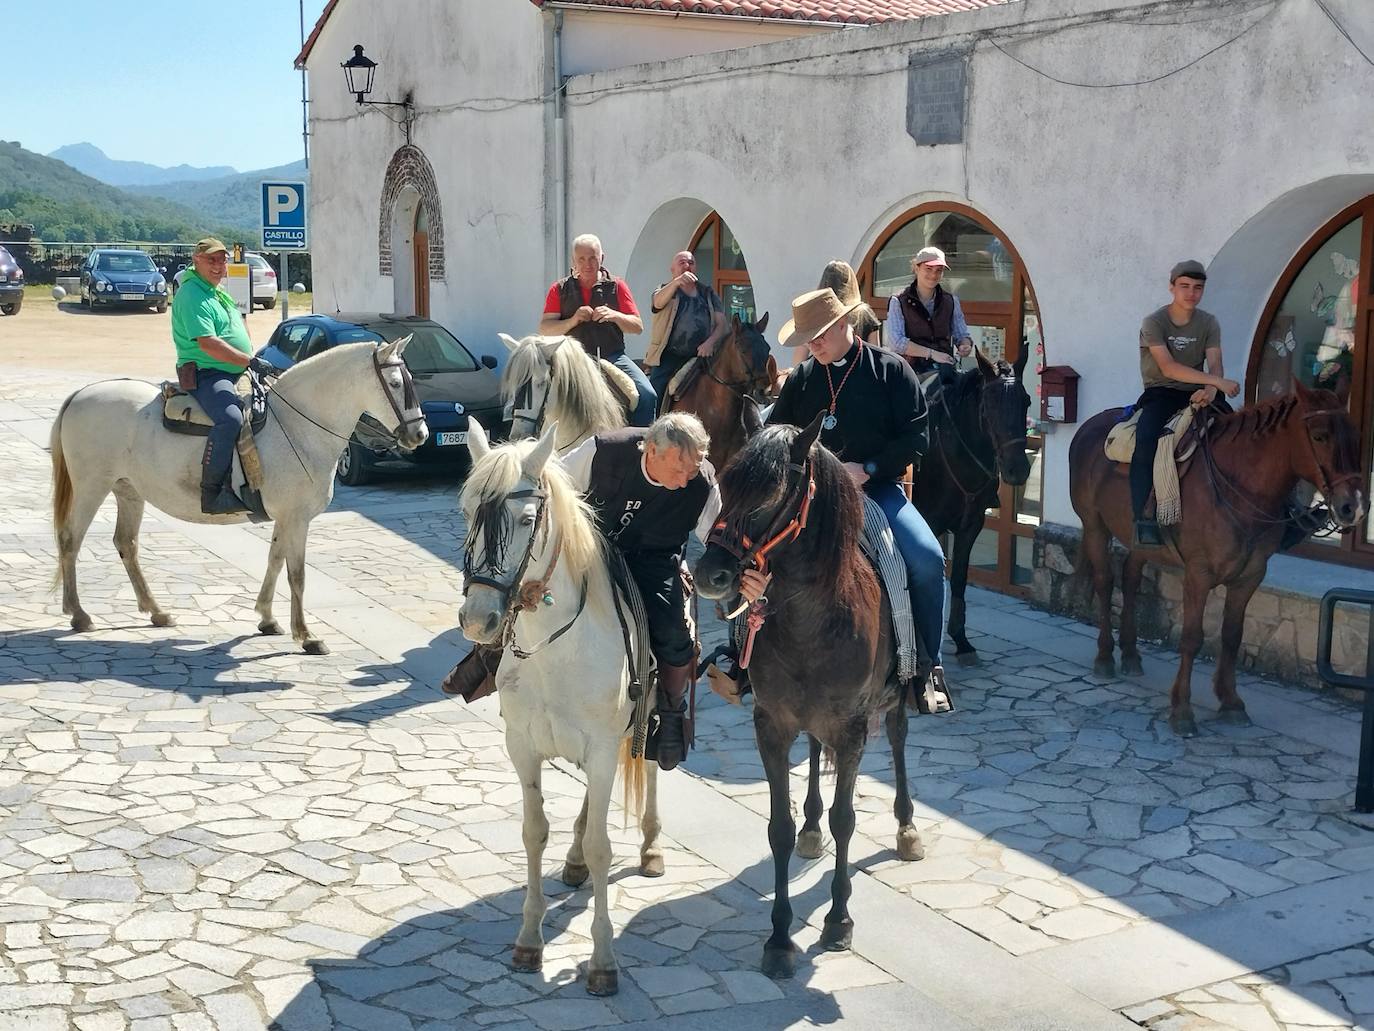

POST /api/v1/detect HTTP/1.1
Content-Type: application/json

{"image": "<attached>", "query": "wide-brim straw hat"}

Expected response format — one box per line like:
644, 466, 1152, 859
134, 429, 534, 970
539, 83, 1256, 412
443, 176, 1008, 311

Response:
778, 288, 860, 349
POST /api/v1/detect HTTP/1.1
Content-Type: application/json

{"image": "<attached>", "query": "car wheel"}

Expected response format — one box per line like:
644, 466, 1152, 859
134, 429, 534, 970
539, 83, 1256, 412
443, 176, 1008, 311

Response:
155, 299, 168, 314
0, 300, 19, 316
82, 288, 91, 309
336, 441, 373, 486
261, 295, 277, 310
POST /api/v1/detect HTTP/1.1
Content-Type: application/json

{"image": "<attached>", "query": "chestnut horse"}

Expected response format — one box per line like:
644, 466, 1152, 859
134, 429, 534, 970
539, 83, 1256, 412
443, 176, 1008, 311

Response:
664, 313, 775, 474
1068, 381, 1365, 736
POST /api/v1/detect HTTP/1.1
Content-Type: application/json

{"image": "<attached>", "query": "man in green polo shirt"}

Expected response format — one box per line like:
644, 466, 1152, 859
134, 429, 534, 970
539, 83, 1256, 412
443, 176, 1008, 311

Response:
171, 238, 254, 514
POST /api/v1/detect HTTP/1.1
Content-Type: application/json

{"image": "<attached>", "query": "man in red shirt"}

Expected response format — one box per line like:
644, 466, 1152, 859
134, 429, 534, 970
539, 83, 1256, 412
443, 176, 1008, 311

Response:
540, 233, 656, 426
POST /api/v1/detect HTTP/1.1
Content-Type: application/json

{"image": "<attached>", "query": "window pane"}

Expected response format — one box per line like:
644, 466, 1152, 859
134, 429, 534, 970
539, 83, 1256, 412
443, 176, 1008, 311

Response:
1012, 535, 1035, 587
692, 223, 716, 292
1015, 447, 1042, 527
872, 211, 1014, 302
966, 324, 1005, 366
1022, 286, 1043, 429
721, 283, 756, 324
717, 219, 749, 272
971, 527, 998, 573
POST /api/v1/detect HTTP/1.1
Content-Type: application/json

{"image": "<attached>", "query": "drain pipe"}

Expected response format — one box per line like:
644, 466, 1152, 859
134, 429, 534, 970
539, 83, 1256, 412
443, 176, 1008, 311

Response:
543, 9, 568, 283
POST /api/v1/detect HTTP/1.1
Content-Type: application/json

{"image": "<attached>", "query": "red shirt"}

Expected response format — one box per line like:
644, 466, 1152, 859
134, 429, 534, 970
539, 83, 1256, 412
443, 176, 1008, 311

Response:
543, 278, 639, 317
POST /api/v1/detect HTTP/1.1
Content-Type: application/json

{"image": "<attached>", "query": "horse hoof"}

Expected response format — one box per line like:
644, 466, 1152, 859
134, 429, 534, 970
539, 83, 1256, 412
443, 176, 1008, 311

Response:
1218, 706, 1251, 726
258, 620, 283, 636
897, 826, 924, 862
150, 612, 175, 628
1092, 657, 1116, 678
795, 829, 826, 860
761, 943, 798, 981
1120, 655, 1144, 677
70, 614, 93, 633
639, 853, 665, 878
586, 968, 619, 997
820, 918, 854, 952
302, 639, 330, 656
954, 650, 982, 668
561, 862, 589, 887
1170, 714, 1199, 738
511, 945, 543, 972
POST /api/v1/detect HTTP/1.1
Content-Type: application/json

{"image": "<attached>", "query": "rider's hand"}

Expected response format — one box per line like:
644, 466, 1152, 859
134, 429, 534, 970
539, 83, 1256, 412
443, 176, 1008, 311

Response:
574, 305, 596, 324
592, 305, 616, 323
696, 339, 718, 358
740, 568, 772, 604
1191, 385, 1218, 406
956, 340, 973, 358
843, 461, 870, 486
678, 270, 698, 288
1217, 377, 1241, 398
932, 350, 955, 366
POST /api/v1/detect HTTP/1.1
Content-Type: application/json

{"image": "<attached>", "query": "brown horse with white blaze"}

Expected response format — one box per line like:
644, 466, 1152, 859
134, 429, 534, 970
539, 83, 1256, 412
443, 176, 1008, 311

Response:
1068, 380, 1365, 736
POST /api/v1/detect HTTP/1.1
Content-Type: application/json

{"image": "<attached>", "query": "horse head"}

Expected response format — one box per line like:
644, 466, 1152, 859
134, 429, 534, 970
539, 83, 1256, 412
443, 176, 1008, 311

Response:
500, 332, 623, 449
369, 334, 430, 452
724, 312, 776, 403
972, 346, 1033, 487
500, 333, 563, 441
1291, 379, 1365, 529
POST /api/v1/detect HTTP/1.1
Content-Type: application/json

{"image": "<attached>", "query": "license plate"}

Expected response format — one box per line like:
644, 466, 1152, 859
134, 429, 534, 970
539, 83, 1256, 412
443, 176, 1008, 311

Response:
436, 431, 468, 446
119, 293, 143, 301
0, 276, 6, 283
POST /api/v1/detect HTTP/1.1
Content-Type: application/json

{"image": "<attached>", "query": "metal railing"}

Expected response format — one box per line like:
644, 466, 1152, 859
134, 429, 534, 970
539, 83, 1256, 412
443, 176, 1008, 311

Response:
0, 241, 313, 287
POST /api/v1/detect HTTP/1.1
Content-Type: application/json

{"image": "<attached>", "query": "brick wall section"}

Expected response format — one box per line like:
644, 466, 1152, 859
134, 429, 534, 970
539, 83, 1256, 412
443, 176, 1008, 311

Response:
377, 145, 445, 281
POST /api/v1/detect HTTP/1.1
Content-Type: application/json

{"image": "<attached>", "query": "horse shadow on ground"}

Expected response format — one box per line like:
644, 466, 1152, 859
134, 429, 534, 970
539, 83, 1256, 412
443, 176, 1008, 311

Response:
0, 627, 295, 699
324, 628, 470, 725
268, 857, 848, 1031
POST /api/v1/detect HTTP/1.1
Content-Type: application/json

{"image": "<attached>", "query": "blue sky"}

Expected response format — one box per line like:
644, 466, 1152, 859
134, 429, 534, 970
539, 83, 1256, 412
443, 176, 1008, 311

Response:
6, 1, 330, 173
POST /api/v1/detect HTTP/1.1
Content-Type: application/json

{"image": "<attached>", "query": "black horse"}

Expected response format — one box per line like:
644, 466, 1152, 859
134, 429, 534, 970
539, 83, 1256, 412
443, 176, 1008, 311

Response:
694, 414, 921, 980
912, 347, 1032, 664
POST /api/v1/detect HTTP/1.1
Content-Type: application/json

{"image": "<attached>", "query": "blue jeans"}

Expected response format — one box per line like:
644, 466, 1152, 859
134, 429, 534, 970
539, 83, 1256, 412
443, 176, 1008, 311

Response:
866, 479, 947, 667
606, 351, 657, 427
648, 355, 690, 409
190, 369, 245, 458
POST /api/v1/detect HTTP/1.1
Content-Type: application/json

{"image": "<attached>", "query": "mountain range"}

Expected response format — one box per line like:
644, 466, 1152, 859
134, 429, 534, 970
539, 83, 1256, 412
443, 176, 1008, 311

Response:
125, 159, 308, 233
48, 143, 237, 187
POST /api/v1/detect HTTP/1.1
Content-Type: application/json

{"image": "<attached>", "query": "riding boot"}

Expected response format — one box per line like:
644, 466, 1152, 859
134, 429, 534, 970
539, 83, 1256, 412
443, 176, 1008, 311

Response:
200, 438, 248, 515
699, 642, 750, 705
441, 645, 503, 702
909, 664, 955, 715
648, 660, 695, 772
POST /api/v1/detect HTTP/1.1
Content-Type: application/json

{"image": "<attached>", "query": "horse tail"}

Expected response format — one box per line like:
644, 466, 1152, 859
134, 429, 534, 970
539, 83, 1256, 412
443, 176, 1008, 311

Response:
618, 736, 645, 829
50, 393, 77, 590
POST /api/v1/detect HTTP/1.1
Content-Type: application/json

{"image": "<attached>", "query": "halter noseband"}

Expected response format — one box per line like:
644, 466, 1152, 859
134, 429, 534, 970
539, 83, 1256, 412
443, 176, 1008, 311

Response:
707, 457, 816, 581
372, 351, 426, 436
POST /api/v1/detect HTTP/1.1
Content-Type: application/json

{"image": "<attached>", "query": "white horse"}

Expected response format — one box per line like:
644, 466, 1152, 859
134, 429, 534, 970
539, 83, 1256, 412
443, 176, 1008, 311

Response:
50, 339, 427, 652
457, 418, 660, 997
499, 333, 628, 452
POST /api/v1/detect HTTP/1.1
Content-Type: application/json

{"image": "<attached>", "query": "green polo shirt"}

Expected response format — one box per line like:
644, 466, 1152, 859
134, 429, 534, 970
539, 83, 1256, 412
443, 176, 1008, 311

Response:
171, 271, 252, 373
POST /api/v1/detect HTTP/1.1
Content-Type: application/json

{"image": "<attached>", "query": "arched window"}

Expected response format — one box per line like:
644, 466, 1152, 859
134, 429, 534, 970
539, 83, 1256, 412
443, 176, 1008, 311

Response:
690, 212, 755, 323
861, 202, 1044, 596
1248, 196, 1374, 563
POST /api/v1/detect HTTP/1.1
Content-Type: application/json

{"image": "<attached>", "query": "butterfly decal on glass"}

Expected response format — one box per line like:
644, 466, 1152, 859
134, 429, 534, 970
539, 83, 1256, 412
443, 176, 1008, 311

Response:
1271, 327, 1297, 357
1311, 281, 1336, 322
1331, 252, 1359, 280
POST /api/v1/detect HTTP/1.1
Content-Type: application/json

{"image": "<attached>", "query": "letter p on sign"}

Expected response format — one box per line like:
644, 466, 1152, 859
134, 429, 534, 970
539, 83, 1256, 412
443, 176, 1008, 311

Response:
261, 181, 307, 250
267, 186, 299, 223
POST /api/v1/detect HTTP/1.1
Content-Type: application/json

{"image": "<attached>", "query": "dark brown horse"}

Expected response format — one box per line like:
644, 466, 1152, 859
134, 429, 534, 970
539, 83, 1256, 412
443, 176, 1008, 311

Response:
1069, 380, 1365, 736
913, 348, 1032, 664
665, 313, 775, 474
694, 415, 921, 980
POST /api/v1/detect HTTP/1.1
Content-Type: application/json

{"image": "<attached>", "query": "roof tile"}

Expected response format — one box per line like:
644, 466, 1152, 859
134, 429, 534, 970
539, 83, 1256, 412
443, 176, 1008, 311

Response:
531, 0, 1010, 26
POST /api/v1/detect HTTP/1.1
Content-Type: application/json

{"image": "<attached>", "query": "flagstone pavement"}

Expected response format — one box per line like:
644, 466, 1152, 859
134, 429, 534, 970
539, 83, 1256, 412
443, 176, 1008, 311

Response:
3, 368, 1374, 1031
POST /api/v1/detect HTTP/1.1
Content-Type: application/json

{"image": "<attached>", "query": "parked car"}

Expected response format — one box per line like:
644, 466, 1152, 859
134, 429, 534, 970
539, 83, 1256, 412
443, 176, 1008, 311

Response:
173, 251, 277, 308
80, 249, 169, 312
0, 245, 23, 316
254, 313, 507, 485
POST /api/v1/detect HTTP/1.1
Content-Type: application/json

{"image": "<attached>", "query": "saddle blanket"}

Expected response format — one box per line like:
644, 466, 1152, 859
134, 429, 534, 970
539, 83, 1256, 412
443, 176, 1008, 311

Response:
858, 495, 922, 683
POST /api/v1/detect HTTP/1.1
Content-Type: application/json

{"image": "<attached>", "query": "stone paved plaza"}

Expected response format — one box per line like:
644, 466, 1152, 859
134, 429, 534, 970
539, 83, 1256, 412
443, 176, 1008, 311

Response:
4, 367, 1374, 1031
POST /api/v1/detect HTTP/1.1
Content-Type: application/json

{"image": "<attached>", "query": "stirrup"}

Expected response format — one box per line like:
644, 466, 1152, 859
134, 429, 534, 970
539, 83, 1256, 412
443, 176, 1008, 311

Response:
201, 486, 248, 515
909, 665, 954, 715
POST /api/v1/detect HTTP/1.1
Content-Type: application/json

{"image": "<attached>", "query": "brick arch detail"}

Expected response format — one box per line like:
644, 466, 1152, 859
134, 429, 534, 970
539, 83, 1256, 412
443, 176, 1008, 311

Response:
378, 145, 445, 280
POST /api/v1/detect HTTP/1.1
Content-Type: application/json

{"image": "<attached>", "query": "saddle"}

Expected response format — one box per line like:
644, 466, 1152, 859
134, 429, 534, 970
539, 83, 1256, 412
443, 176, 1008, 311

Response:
160, 364, 274, 509
1105, 405, 1209, 526
666, 357, 703, 403
597, 359, 639, 417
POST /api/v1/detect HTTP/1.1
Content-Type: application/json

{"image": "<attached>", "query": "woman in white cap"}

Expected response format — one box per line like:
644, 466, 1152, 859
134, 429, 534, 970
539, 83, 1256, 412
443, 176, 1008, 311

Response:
886, 246, 974, 375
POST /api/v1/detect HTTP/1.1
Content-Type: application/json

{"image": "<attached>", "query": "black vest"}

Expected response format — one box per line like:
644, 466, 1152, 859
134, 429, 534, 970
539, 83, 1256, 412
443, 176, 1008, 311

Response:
587, 428, 712, 554
898, 284, 955, 370
559, 272, 625, 358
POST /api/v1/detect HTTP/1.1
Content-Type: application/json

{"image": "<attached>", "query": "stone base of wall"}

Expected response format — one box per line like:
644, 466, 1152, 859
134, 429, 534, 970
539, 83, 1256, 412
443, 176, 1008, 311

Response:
1031, 522, 1369, 692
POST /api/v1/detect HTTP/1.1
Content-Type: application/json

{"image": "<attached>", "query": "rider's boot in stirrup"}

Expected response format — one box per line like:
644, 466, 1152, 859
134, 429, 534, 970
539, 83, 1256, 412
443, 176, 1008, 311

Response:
649, 660, 695, 771
441, 645, 503, 702
200, 438, 248, 515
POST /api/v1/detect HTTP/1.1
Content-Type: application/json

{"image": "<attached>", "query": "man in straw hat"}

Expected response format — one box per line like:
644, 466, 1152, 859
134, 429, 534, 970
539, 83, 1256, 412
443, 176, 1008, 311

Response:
768, 287, 951, 698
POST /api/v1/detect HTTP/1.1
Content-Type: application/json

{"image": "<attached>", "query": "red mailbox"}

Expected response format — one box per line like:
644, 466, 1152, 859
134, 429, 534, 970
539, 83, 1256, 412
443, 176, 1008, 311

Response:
1041, 365, 1079, 423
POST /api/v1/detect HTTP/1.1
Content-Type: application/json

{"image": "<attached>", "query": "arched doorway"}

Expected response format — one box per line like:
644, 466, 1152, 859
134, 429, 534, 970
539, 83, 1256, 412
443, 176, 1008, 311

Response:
1247, 194, 1374, 566
860, 203, 1044, 596
690, 211, 755, 323
413, 205, 430, 319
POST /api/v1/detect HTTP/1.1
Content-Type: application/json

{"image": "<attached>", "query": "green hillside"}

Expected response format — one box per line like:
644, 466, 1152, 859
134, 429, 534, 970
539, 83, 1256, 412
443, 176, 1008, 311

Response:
126, 160, 308, 230
0, 141, 251, 242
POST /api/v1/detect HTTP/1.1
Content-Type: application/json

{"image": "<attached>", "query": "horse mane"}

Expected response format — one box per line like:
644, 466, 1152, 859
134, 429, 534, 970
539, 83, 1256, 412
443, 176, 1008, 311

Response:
501, 335, 624, 444
719, 426, 879, 642
460, 437, 605, 591
1214, 387, 1358, 467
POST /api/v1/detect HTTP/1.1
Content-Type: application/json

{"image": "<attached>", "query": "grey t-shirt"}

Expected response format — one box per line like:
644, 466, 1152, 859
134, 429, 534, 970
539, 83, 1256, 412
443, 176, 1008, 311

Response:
1139, 305, 1220, 391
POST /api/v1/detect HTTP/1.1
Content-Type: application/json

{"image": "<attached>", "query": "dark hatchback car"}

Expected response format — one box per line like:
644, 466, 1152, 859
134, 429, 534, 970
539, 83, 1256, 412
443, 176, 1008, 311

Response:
80, 248, 169, 312
0, 245, 22, 315
255, 312, 508, 485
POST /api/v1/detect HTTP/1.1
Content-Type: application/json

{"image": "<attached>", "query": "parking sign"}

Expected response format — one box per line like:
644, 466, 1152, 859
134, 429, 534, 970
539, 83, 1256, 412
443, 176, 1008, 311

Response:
261, 181, 307, 250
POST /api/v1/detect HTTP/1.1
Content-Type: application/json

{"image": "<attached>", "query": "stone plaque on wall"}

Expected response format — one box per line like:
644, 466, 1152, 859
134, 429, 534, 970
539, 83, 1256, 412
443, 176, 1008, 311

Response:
907, 50, 967, 146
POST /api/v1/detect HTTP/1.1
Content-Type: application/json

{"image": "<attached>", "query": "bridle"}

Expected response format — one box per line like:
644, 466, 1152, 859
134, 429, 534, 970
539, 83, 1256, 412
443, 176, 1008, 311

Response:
930, 374, 1024, 502
510, 374, 552, 440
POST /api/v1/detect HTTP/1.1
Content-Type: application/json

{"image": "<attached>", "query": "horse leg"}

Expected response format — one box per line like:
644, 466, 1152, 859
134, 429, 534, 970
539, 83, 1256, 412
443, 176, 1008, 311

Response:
254, 528, 288, 636
639, 761, 664, 878
111, 487, 173, 628
820, 723, 865, 952
1169, 568, 1212, 737
886, 706, 922, 861
1083, 520, 1117, 677
1118, 551, 1146, 677
795, 735, 826, 859
755, 707, 800, 979
508, 736, 548, 973
56, 483, 108, 633
1214, 572, 1261, 724
947, 522, 980, 665
561, 792, 590, 887
581, 748, 620, 996
279, 520, 327, 655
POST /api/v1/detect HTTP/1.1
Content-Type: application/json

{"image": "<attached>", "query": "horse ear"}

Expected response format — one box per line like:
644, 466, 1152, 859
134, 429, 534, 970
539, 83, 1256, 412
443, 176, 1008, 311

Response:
1293, 376, 1313, 403
755, 311, 770, 334
498, 333, 520, 352
742, 395, 764, 437
1013, 342, 1029, 378
975, 346, 997, 380
537, 336, 563, 361
765, 354, 780, 395
467, 418, 491, 464
792, 410, 825, 460
389, 333, 413, 358
731, 313, 743, 334
523, 420, 559, 477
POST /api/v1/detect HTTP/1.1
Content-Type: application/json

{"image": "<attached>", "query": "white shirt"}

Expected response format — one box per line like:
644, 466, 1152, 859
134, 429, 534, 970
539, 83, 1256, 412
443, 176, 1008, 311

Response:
560, 437, 721, 543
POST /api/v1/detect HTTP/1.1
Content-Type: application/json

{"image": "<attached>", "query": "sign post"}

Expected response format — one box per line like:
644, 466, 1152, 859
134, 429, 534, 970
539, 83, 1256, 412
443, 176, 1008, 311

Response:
261, 181, 308, 320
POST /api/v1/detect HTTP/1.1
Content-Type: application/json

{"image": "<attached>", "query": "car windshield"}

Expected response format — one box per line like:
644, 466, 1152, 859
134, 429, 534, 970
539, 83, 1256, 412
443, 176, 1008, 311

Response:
344, 323, 479, 374
96, 253, 156, 273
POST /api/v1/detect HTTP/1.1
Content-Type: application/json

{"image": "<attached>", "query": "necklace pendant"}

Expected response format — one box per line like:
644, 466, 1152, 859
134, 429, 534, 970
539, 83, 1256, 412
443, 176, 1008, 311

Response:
822, 413, 837, 431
